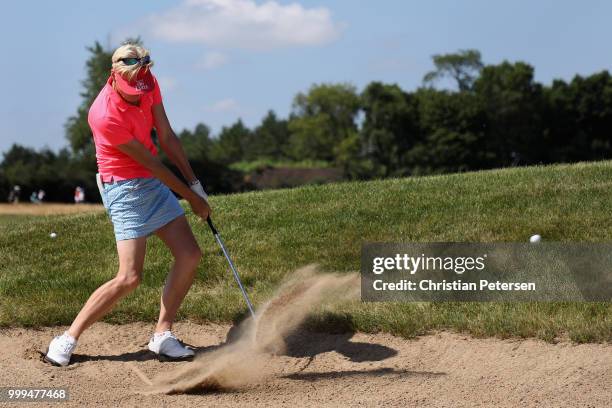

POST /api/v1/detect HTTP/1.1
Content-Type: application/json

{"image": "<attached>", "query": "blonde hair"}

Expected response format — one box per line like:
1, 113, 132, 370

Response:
111, 43, 154, 81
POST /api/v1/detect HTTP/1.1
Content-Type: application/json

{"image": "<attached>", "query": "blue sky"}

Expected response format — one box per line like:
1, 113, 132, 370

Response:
1, 0, 610, 154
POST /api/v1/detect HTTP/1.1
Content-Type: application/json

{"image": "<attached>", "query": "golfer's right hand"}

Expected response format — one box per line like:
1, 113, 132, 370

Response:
190, 196, 211, 220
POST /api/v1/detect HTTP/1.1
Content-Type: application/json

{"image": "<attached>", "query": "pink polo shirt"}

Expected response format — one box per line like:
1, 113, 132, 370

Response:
88, 74, 162, 182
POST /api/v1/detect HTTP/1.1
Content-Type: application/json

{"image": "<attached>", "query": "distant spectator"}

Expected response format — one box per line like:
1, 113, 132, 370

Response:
8, 185, 21, 204
510, 151, 521, 167
74, 186, 85, 204
38, 189, 46, 202
30, 191, 40, 204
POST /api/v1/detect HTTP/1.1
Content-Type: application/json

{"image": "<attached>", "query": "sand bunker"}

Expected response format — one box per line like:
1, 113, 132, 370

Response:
6, 318, 610, 406
145, 266, 360, 394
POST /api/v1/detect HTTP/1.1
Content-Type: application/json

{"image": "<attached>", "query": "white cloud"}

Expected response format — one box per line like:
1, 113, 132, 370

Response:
196, 51, 229, 70
145, 0, 342, 50
205, 98, 241, 113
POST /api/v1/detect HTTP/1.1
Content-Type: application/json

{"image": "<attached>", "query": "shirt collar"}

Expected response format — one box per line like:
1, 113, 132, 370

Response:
107, 75, 130, 112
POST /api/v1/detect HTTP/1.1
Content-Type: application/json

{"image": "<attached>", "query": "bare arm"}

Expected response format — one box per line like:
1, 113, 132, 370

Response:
152, 103, 197, 184
116, 140, 211, 220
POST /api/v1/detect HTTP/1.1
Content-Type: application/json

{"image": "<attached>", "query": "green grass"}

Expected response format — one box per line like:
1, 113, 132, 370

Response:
1, 161, 611, 343
229, 159, 331, 173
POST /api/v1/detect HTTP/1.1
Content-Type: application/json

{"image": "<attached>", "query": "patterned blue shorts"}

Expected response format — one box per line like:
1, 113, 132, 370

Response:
101, 177, 184, 241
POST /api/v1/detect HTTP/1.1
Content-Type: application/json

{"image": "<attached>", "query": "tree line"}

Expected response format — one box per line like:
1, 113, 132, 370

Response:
2, 44, 612, 202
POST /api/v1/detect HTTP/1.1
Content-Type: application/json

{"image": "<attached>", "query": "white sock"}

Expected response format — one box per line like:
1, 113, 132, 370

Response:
63, 332, 77, 344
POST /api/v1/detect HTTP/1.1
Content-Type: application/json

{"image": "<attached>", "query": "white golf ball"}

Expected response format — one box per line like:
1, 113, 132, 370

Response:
529, 234, 541, 243
50, 232, 57, 239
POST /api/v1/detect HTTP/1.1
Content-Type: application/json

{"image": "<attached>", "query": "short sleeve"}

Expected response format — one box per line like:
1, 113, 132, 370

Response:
152, 76, 162, 106
99, 118, 133, 146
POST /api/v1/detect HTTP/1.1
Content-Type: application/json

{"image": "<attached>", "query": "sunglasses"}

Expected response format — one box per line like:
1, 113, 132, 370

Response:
120, 55, 151, 66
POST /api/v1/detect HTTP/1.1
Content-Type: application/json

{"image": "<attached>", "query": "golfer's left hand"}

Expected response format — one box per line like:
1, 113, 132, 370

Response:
189, 196, 211, 220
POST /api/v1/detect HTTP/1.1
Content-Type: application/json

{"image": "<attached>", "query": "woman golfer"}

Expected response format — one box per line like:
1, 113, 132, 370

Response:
45, 44, 211, 366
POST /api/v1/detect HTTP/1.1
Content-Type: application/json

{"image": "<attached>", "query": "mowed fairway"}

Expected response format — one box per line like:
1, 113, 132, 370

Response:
0, 203, 104, 216
0, 162, 610, 406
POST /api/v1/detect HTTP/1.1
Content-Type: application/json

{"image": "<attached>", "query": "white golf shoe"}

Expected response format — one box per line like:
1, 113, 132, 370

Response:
148, 331, 194, 361
44, 332, 77, 367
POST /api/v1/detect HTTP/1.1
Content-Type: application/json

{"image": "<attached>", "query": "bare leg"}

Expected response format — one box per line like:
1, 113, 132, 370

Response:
154, 215, 202, 333
67, 238, 147, 339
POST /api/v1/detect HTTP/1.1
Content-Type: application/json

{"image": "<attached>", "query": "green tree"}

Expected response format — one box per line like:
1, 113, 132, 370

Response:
287, 83, 360, 161
169, 123, 243, 193
474, 61, 544, 165
406, 89, 489, 174
246, 110, 290, 161
541, 71, 612, 163
0, 169, 7, 202
423, 49, 484, 92
64, 41, 113, 156
566, 72, 612, 160
210, 119, 253, 164
541, 79, 583, 163
359, 82, 420, 176
177, 123, 214, 161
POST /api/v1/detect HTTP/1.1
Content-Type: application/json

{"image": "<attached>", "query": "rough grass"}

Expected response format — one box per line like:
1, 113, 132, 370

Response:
0, 161, 610, 343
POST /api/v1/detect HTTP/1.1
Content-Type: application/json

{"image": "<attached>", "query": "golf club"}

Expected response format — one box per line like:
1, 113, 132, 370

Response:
206, 216, 256, 319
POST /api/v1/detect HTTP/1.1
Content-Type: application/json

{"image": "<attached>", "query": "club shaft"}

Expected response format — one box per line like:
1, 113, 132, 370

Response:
208, 218, 256, 318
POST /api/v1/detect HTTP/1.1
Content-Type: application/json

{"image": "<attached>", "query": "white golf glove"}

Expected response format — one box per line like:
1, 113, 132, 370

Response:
190, 179, 209, 201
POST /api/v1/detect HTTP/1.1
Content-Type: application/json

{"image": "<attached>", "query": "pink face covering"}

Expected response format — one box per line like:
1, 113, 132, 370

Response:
113, 67, 155, 96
